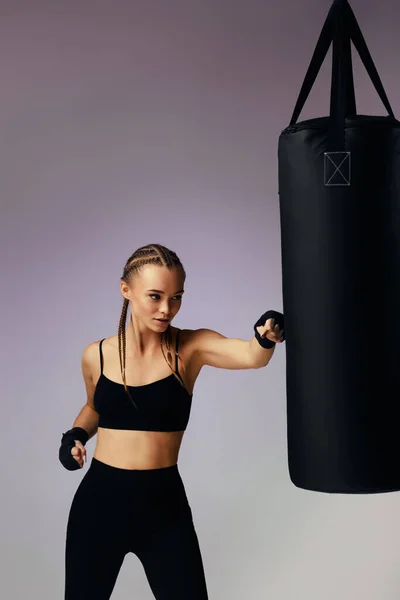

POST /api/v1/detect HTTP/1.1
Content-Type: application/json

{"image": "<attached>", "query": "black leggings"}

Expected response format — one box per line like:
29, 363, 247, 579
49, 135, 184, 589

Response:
64, 457, 208, 599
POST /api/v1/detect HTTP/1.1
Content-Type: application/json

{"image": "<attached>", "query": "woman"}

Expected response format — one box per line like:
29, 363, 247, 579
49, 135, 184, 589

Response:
59, 243, 284, 599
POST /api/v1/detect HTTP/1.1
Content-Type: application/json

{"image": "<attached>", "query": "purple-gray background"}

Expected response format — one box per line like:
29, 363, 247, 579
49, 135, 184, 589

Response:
2, 1, 400, 598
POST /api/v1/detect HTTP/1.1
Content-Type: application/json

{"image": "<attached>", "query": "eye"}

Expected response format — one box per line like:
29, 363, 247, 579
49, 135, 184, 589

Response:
149, 294, 183, 301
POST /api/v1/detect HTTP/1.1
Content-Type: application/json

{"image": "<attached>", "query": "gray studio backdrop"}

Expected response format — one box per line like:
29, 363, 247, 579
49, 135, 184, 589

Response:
2, 1, 400, 598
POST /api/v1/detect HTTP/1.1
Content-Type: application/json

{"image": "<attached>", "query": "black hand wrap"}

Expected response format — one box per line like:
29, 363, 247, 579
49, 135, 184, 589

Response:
59, 427, 89, 471
254, 310, 285, 349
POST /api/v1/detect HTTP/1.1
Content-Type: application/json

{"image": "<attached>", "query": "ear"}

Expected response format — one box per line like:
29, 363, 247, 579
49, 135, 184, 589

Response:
120, 280, 131, 300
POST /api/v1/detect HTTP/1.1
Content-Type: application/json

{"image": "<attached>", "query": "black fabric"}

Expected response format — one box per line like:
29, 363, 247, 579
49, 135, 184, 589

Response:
278, 0, 400, 493
59, 427, 89, 471
64, 457, 208, 599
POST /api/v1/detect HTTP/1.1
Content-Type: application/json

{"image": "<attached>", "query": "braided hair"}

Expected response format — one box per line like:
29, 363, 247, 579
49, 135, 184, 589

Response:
118, 244, 187, 407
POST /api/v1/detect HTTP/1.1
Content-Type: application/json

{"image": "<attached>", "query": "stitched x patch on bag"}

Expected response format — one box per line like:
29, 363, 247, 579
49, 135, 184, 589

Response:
324, 151, 351, 186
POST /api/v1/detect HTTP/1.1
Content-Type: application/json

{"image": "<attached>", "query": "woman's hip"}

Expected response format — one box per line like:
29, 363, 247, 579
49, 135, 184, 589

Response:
66, 457, 193, 550
69, 456, 192, 521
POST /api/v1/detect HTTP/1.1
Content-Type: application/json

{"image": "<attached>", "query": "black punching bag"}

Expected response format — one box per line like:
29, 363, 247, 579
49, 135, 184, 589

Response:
278, 0, 400, 493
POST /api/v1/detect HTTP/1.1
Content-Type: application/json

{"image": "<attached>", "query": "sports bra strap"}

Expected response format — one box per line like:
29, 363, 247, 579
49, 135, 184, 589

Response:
175, 330, 180, 374
174, 329, 186, 386
99, 338, 105, 375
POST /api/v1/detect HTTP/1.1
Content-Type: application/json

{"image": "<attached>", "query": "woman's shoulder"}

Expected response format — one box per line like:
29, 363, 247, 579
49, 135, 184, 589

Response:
176, 328, 202, 358
81, 336, 117, 382
81, 336, 110, 359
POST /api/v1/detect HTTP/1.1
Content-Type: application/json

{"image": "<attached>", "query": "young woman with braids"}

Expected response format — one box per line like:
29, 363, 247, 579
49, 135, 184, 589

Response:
59, 243, 285, 599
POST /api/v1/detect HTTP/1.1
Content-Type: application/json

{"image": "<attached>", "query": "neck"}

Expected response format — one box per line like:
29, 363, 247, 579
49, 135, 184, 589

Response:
125, 314, 167, 357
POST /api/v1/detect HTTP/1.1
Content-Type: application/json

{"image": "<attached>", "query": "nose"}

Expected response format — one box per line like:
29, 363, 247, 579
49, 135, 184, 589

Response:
160, 301, 172, 316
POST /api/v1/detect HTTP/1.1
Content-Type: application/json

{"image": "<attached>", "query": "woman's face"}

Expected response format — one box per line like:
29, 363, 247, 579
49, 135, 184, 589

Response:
122, 264, 185, 330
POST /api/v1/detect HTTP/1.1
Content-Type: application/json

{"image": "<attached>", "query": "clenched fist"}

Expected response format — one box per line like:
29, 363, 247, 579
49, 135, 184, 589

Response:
254, 310, 285, 349
59, 427, 89, 471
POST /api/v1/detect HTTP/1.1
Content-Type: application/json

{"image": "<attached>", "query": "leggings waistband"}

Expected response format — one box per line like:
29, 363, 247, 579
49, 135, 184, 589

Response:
89, 456, 180, 481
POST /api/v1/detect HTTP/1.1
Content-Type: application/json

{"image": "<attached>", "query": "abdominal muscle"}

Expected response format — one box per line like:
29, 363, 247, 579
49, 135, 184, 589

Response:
93, 428, 185, 470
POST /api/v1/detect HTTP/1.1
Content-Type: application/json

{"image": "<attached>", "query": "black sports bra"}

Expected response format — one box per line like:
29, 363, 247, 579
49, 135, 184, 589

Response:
93, 330, 193, 432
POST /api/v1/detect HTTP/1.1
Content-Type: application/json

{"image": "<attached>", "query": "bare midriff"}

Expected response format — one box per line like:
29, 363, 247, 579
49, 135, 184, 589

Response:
93, 428, 185, 470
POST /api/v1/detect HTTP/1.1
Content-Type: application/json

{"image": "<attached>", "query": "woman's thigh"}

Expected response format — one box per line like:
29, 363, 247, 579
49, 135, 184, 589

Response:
136, 510, 209, 600
64, 471, 128, 600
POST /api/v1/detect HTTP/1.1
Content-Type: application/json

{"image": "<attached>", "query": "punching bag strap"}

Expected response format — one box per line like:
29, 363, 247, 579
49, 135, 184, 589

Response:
346, 1, 395, 118
289, 0, 394, 128
289, 1, 337, 127
330, 0, 353, 149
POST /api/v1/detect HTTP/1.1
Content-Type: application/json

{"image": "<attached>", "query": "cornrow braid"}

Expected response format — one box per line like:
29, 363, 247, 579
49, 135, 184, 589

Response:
118, 244, 187, 408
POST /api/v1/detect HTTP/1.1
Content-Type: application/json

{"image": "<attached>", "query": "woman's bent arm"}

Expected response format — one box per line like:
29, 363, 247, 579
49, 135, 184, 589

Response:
72, 404, 99, 441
